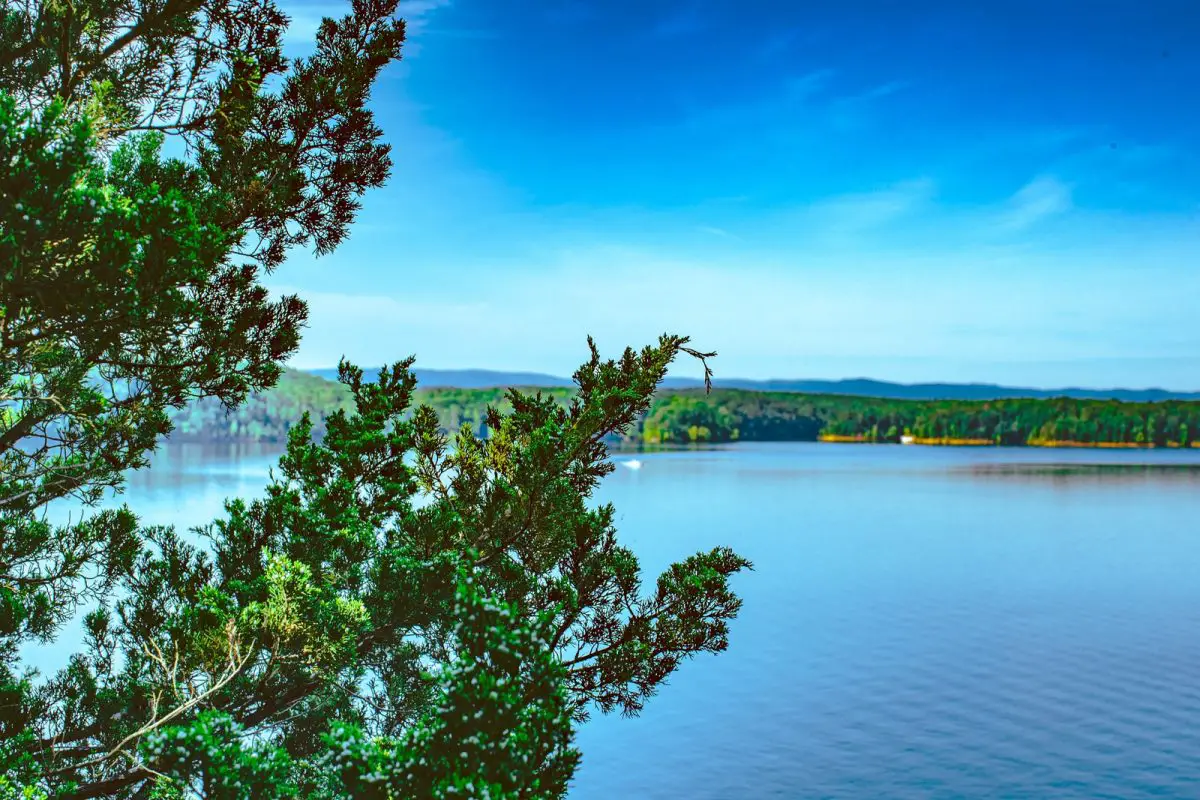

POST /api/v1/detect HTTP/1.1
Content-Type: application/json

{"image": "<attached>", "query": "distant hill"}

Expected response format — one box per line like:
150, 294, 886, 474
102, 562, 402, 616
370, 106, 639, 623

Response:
663, 377, 1200, 402
169, 368, 1200, 449
303, 368, 1200, 403
305, 367, 575, 389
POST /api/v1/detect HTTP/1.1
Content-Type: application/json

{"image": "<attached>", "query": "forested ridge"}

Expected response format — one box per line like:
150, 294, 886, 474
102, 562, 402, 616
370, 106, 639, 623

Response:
167, 370, 1200, 448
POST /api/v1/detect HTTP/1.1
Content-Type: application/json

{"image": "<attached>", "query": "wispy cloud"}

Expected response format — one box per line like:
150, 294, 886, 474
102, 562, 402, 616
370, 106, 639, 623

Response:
281, 0, 341, 46
781, 69, 838, 101
280, 0, 451, 49
677, 68, 836, 131
418, 27, 498, 40
267, 0, 1200, 390
272, 287, 492, 368
755, 27, 803, 62
851, 80, 908, 102
696, 225, 742, 241
995, 176, 1072, 231
399, 0, 453, 32
276, 230, 1200, 388
818, 79, 909, 134
800, 178, 936, 237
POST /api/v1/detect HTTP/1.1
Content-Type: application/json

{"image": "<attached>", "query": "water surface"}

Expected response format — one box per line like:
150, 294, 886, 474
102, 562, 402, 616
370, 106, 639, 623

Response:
71, 443, 1200, 797
575, 444, 1200, 799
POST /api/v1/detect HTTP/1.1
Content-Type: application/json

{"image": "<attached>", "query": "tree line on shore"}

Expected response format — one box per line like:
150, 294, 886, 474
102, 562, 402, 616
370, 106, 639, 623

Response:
168, 371, 1200, 448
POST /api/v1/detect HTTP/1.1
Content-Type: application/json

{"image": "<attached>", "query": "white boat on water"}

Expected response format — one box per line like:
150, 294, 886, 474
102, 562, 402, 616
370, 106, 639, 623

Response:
621, 459, 643, 470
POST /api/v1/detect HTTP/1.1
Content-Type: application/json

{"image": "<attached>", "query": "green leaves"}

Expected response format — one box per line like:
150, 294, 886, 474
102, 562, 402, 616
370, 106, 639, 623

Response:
138, 577, 579, 800
1, 0, 409, 666
0, 2, 751, 793
1, 0, 403, 271
241, 555, 370, 677
142, 712, 298, 800
0, 87, 304, 654
321, 576, 580, 800
0, 508, 139, 654
11, 338, 749, 797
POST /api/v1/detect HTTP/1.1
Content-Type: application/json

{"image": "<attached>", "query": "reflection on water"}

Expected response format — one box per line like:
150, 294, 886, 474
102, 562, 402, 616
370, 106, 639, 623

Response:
956, 462, 1200, 488
127, 441, 282, 483
117, 441, 285, 527
573, 443, 1200, 799
33, 441, 1200, 798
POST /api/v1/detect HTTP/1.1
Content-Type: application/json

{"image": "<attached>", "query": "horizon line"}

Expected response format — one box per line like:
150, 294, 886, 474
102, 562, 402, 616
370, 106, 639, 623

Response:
293, 365, 1200, 395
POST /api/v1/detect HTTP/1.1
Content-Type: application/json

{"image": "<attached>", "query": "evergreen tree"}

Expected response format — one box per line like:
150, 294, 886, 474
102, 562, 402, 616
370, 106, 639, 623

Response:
1, 3, 750, 797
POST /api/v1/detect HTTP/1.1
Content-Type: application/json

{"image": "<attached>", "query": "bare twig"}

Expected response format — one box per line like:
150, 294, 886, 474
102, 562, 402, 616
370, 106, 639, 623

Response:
47, 623, 254, 777
679, 345, 717, 394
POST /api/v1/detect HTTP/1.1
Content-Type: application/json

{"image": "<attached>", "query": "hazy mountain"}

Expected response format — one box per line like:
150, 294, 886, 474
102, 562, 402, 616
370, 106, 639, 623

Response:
303, 368, 1200, 402
305, 367, 575, 389
658, 377, 1200, 402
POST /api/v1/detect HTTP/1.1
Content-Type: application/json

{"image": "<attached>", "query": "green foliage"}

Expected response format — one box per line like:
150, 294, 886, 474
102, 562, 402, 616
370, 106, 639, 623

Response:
7, 342, 747, 798
641, 395, 737, 443
175, 376, 1200, 450
0, 0, 405, 270
142, 712, 297, 799
0, 729, 46, 800
647, 391, 1200, 448
0, 776, 47, 800
1, 0, 407, 659
0, 91, 294, 654
2, 4, 751, 797
318, 575, 580, 799
168, 369, 358, 442
138, 575, 580, 800
816, 395, 1200, 446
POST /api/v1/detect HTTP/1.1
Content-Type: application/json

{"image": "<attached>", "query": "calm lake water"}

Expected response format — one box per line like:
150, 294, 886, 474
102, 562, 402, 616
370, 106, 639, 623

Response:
63, 443, 1200, 797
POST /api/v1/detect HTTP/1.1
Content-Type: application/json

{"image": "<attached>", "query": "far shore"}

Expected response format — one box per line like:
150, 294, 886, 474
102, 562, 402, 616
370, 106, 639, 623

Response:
164, 434, 1200, 451
817, 434, 1200, 449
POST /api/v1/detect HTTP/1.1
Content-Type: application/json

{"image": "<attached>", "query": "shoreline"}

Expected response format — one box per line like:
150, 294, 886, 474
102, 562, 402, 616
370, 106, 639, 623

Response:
166, 433, 1200, 451
817, 434, 1200, 449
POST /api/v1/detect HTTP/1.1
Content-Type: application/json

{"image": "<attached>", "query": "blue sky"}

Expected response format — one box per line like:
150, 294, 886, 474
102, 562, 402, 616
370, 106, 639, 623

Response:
270, 0, 1200, 389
